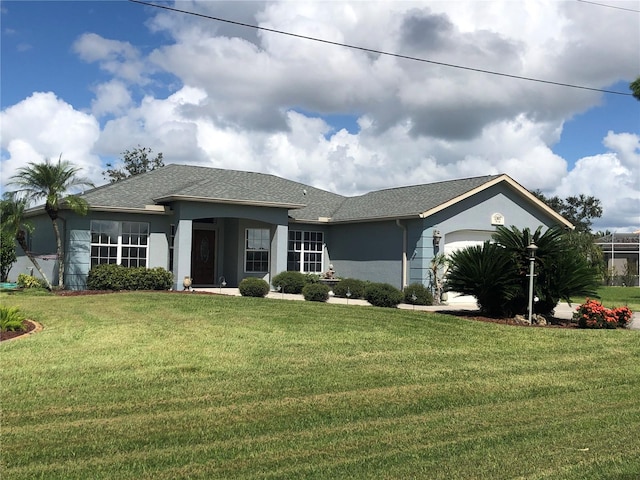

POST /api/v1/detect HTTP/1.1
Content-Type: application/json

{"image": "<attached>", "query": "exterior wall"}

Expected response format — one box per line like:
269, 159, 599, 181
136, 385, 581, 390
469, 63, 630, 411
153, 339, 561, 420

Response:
8, 213, 58, 284
64, 211, 173, 289
407, 184, 563, 292
326, 220, 404, 288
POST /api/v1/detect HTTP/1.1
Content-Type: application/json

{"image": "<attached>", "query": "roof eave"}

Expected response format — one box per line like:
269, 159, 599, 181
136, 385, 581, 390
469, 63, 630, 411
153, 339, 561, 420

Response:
418, 174, 574, 229
153, 194, 306, 210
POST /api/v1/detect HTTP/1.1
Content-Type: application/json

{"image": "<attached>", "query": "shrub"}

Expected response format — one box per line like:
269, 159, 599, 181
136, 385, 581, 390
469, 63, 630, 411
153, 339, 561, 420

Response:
239, 277, 270, 297
304, 273, 321, 284
574, 299, 633, 329
302, 283, 330, 302
87, 264, 173, 291
17, 273, 48, 289
364, 282, 403, 308
403, 283, 434, 306
0, 305, 26, 332
271, 271, 307, 294
333, 278, 366, 299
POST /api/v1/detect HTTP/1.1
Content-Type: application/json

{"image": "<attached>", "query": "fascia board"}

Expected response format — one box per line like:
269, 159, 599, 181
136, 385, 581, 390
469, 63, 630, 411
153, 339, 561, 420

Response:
153, 194, 306, 210
418, 174, 575, 229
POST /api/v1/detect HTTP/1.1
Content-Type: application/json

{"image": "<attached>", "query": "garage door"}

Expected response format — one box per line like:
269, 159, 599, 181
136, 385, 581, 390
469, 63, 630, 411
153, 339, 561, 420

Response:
443, 230, 494, 305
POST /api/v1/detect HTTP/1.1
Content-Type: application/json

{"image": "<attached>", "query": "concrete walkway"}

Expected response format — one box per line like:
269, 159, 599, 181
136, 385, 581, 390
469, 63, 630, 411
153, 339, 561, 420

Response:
194, 287, 640, 330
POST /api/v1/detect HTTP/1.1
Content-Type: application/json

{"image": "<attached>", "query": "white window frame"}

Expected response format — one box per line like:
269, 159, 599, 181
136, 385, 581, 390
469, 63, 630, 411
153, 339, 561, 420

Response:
244, 228, 270, 273
90, 220, 149, 268
288, 230, 324, 273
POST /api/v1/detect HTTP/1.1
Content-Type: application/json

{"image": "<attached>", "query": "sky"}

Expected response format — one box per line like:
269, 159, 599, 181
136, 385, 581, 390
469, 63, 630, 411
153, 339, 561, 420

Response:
1, 0, 639, 233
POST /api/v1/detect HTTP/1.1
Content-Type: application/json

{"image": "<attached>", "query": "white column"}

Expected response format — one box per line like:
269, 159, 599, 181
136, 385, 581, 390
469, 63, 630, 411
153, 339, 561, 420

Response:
174, 219, 192, 290
271, 224, 288, 283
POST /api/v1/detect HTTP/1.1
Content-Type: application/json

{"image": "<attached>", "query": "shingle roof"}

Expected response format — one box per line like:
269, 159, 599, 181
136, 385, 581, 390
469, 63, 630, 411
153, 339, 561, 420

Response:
329, 175, 502, 221
77, 165, 508, 223
80, 164, 346, 221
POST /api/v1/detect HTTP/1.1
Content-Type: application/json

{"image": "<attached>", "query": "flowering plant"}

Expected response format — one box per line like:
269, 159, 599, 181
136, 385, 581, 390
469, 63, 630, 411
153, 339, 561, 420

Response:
574, 299, 633, 329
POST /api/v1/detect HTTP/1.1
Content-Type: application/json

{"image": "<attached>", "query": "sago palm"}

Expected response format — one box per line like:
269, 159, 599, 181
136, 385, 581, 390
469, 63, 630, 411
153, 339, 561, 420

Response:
9, 157, 94, 289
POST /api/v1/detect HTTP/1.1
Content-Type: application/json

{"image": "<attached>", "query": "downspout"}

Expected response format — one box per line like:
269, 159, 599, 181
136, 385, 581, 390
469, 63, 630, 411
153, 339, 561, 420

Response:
395, 219, 407, 289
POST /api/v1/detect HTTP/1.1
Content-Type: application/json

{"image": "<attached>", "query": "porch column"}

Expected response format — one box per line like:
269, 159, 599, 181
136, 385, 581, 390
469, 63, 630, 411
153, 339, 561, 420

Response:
174, 219, 192, 290
271, 224, 288, 282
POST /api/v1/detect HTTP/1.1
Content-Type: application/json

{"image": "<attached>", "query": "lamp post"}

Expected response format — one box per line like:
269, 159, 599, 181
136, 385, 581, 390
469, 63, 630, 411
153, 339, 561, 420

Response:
527, 242, 538, 324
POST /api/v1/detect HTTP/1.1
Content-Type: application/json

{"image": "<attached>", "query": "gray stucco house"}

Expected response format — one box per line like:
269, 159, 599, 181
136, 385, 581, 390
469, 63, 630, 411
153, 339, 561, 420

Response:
12, 164, 572, 292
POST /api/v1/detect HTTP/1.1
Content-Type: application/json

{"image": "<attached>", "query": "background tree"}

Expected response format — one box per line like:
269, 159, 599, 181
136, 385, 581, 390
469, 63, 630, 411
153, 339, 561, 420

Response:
103, 146, 164, 182
9, 156, 94, 289
532, 191, 602, 233
0, 193, 53, 289
631, 76, 640, 101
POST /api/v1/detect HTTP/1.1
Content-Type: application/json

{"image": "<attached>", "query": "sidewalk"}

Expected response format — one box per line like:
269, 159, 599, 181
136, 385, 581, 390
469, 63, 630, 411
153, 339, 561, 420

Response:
194, 288, 639, 330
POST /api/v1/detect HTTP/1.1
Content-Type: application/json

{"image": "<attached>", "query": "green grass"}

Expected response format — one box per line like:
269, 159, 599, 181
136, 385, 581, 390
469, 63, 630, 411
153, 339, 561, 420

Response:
573, 286, 640, 311
2, 292, 640, 479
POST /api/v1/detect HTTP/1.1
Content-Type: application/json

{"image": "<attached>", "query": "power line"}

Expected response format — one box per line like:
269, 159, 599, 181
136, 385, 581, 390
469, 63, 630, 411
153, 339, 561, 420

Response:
576, 0, 640, 13
129, 0, 633, 97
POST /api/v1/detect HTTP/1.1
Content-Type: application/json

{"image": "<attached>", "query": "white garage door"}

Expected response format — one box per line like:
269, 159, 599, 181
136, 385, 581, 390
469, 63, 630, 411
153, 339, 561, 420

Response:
443, 230, 494, 305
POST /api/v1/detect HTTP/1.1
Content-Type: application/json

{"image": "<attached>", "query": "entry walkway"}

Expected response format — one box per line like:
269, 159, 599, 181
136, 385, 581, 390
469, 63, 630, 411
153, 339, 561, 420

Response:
195, 287, 639, 330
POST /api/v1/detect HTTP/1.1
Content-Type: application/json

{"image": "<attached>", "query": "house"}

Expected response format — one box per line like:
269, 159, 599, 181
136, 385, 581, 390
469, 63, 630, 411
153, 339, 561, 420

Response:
11, 164, 572, 292
594, 232, 640, 286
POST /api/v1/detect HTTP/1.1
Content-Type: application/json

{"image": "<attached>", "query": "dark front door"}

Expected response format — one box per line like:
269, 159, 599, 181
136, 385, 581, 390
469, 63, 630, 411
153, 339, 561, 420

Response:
191, 229, 216, 285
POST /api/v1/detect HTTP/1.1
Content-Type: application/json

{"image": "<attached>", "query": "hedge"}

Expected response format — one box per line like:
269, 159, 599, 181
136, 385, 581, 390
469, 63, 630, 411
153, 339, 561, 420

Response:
87, 264, 173, 291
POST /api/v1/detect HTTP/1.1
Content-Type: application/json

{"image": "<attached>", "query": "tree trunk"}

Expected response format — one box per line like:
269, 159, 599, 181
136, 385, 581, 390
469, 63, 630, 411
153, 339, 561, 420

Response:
16, 231, 53, 291
50, 218, 64, 289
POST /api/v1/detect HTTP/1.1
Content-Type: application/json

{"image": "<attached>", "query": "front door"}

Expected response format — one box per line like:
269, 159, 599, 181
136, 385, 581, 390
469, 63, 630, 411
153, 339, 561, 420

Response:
191, 229, 216, 285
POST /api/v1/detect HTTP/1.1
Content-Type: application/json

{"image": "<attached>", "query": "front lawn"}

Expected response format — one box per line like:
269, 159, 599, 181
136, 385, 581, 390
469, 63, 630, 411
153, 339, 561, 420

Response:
2, 292, 639, 479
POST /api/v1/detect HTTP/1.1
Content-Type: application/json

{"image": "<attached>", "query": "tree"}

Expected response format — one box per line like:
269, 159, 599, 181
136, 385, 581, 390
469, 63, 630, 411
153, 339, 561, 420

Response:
532, 191, 602, 233
0, 193, 53, 289
9, 156, 94, 289
103, 146, 164, 182
631, 76, 640, 101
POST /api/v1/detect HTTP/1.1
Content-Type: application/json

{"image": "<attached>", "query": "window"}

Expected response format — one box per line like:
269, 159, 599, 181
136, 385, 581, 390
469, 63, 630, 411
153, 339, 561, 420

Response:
91, 221, 149, 268
288, 230, 324, 273
169, 224, 175, 272
245, 228, 270, 272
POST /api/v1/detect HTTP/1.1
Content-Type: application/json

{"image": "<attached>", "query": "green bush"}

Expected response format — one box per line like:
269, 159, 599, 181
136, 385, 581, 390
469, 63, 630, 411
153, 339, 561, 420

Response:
17, 273, 48, 289
333, 278, 366, 299
87, 264, 173, 291
0, 305, 26, 332
239, 277, 270, 297
302, 283, 330, 302
271, 271, 307, 294
446, 226, 601, 317
364, 282, 403, 308
403, 283, 434, 305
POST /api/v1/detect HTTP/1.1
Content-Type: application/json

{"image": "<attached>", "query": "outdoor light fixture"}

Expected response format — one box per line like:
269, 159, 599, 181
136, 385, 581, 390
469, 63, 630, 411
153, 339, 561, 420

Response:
219, 276, 227, 294
527, 242, 538, 324
433, 230, 442, 248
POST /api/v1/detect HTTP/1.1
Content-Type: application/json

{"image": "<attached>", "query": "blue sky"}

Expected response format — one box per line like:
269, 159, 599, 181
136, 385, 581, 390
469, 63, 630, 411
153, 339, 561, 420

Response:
1, 0, 639, 231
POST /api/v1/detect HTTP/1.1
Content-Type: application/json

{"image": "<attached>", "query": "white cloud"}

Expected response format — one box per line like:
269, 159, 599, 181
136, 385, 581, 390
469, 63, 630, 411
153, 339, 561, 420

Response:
552, 132, 640, 232
0, 92, 102, 192
2, 1, 638, 231
73, 33, 148, 84
91, 80, 133, 117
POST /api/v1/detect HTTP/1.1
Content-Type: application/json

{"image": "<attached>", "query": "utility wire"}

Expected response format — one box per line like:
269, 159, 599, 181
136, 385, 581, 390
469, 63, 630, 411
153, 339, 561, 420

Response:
129, 0, 633, 97
576, 0, 640, 13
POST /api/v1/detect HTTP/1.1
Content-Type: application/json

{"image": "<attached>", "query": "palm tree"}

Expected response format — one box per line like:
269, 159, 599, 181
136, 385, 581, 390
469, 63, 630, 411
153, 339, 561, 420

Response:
0, 193, 53, 290
9, 156, 94, 289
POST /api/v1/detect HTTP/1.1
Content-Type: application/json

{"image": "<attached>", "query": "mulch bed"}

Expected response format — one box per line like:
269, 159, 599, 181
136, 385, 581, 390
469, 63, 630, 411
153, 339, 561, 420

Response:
438, 310, 577, 328
0, 320, 38, 341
